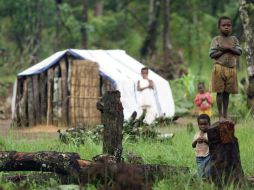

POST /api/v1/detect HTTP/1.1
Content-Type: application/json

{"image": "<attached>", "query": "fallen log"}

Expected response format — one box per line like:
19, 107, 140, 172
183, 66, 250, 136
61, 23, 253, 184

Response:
0, 151, 81, 175
0, 151, 189, 186
207, 120, 244, 187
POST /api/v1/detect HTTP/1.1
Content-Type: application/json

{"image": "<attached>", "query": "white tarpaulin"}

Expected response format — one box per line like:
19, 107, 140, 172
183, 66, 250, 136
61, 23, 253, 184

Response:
16, 49, 175, 121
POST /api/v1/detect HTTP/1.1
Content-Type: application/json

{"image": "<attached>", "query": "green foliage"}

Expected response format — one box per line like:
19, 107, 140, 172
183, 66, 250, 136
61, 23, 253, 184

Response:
170, 73, 199, 116
0, 137, 5, 150
0, 0, 246, 78
229, 94, 249, 118
58, 125, 104, 146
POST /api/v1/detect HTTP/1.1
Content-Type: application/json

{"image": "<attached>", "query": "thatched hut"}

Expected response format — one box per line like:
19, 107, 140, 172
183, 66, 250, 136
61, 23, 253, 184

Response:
12, 49, 175, 127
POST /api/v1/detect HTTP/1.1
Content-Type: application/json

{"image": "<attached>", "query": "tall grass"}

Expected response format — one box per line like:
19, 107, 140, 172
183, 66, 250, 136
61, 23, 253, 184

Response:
1, 117, 254, 189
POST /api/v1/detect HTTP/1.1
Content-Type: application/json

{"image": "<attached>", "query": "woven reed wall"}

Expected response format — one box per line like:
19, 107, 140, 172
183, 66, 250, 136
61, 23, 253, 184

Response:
70, 60, 101, 126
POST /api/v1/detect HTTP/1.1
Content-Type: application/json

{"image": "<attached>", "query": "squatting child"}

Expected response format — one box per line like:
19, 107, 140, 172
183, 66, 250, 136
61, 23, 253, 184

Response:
209, 16, 242, 119
192, 114, 211, 178
194, 82, 213, 117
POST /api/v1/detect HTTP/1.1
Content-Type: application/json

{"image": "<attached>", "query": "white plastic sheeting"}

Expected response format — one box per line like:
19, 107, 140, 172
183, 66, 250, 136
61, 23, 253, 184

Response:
16, 49, 175, 120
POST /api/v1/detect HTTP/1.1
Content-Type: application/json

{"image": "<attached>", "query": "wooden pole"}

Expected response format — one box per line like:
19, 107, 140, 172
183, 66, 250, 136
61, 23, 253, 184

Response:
53, 66, 60, 126
40, 72, 48, 124
47, 68, 54, 126
33, 75, 41, 125
97, 91, 124, 162
22, 79, 29, 127
15, 78, 22, 127
27, 77, 36, 126
60, 59, 69, 126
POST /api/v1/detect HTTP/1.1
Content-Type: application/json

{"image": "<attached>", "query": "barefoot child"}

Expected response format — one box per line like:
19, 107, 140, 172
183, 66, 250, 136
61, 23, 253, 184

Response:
192, 114, 211, 178
194, 82, 213, 117
209, 16, 242, 119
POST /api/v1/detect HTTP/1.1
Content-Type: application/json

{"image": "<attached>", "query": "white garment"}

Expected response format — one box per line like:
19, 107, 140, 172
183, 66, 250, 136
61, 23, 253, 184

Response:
138, 78, 157, 124
139, 79, 154, 106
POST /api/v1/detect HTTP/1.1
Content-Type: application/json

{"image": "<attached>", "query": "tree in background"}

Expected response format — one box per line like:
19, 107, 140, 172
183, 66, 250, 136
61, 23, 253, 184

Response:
140, 0, 161, 58
162, 0, 172, 63
55, 0, 63, 51
81, 0, 89, 48
94, 0, 103, 17
0, 0, 248, 81
239, 0, 254, 110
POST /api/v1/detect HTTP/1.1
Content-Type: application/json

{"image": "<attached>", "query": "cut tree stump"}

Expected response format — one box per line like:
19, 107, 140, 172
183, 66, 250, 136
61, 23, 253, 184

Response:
207, 120, 244, 187
97, 91, 124, 162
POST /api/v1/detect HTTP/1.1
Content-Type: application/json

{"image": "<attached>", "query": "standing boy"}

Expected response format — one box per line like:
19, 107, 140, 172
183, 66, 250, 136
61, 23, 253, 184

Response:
209, 16, 242, 119
192, 114, 211, 178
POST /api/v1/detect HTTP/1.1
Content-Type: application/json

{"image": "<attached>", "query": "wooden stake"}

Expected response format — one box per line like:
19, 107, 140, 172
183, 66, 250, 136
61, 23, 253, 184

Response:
47, 68, 54, 126
97, 91, 124, 162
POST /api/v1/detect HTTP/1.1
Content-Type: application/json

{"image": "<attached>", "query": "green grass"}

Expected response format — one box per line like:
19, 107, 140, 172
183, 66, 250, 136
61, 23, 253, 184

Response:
1, 118, 254, 189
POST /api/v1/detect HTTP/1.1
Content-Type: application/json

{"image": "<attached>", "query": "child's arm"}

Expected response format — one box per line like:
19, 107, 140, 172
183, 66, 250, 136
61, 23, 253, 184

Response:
209, 37, 226, 59
205, 93, 213, 104
210, 50, 225, 59
148, 80, 154, 89
218, 46, 242, 56
194, 95, 202, 106
203, 139, 209, 144
137, 80, 147, 91
219, 37, 242, 56
192, 140, 197, 148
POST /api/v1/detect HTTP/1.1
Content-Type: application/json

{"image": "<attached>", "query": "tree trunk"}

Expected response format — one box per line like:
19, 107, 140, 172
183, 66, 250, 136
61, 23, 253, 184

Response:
149, 0, 154, 23
0, 151, 81, 175
94, 0, 103, 17
97, 91, 124, 162
162, 0, 171, 63
81, 0, 89, 48
207, 120, 244, 187
239, 0, 254, 112
55, 0, 62, 51
0, 151, 189, 186
140, 0, 161, 58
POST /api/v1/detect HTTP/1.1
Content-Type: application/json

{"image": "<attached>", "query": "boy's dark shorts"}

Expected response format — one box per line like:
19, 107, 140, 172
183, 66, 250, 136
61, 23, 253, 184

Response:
211, 64, 238, 94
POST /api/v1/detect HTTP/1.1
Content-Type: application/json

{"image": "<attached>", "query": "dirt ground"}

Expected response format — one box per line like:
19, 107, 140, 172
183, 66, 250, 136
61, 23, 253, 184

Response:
0, 119, 66, 140
0, 116, 196, 141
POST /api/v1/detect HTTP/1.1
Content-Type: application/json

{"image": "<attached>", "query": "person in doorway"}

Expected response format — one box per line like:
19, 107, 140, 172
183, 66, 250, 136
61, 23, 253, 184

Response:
209, 16, 242, 120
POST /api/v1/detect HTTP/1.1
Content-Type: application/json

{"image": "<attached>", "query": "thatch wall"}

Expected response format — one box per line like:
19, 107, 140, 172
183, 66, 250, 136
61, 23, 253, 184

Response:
69, 60, 101, 126
14, 56, 101, 127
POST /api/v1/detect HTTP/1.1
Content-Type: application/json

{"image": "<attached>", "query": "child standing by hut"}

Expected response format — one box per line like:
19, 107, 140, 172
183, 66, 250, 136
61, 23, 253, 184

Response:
137, 67, 156, 124
192, 114, 211, 178
194, 82, 213, 117
209, 16, 242, 119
